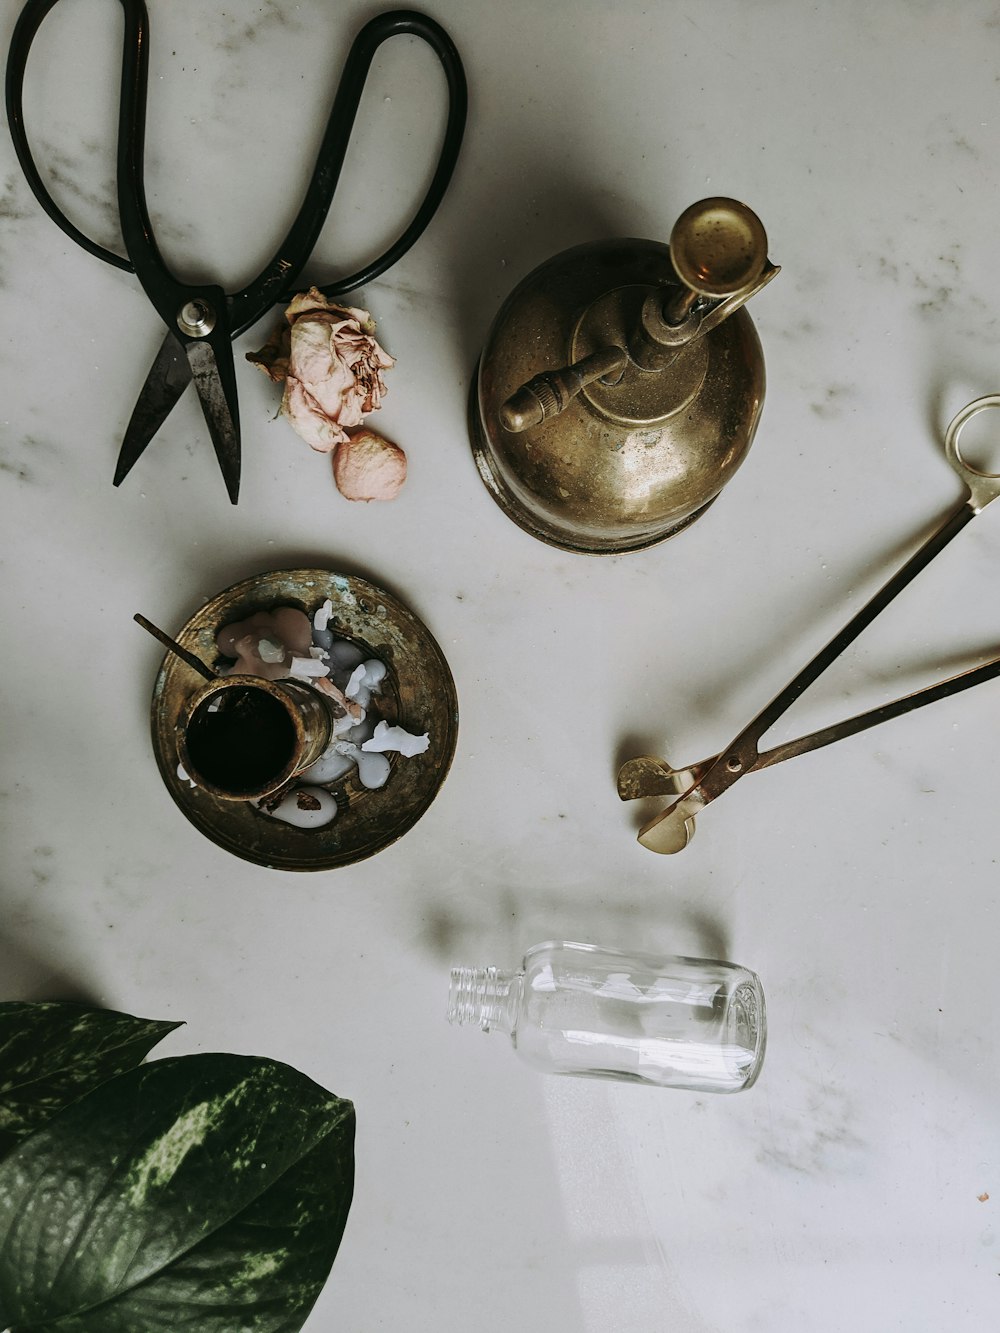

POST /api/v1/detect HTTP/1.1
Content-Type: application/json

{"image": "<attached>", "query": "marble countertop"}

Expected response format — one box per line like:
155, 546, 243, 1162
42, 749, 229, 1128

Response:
2, 1, 998, 1328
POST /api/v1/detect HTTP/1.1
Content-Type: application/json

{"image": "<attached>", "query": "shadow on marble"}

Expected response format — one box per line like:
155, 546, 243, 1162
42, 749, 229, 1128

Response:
612, 509, 981, 762
449, 164, 640, 365
0, 928, 100, 1005
165, 548, 420, 617
414, 879, 731, 971
924, 366, 1000, 472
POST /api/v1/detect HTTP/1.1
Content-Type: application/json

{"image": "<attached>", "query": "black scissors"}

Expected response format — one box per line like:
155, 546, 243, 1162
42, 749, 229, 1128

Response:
6, 1, 467, 503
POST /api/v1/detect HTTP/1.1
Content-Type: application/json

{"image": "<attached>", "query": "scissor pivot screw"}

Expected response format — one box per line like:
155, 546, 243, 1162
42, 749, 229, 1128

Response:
177, 299, 216, 338
725, 755, 743, 773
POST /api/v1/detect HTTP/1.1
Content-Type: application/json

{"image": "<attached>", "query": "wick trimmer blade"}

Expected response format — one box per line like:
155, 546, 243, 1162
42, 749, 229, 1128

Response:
637, 806, 697, 853
617, 754, 698, 853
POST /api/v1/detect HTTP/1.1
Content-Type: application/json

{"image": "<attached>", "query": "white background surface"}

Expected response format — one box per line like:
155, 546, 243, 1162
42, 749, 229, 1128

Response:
1, 2, 998, 1329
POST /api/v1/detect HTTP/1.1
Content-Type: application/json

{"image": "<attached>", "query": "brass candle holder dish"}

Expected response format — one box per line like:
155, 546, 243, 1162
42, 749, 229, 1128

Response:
149, 569, 459, 871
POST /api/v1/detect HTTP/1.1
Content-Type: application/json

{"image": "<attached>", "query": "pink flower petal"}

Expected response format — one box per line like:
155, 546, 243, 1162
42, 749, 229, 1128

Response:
248, 287, 395, 454
333, 428, 407, 502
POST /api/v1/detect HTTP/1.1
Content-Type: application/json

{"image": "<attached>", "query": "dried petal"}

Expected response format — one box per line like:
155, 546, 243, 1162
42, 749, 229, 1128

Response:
333, 428, 406, 502
248, 287, 395, 453
245, 321, 292, 382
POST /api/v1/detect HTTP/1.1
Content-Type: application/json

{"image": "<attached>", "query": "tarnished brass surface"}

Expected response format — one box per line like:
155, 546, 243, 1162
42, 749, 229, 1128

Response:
573, 285, 709, 424
176, 674, 332, 802
616, 753, 699, 849
471, 235, 766, 554
616, 753, 706, 802
669, 198, 768, 299
150, 569, 459, 871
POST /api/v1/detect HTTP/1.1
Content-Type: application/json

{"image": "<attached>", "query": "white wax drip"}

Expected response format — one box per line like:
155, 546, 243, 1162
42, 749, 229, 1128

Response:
266, 786, 338, 829
211, 600, 430, 819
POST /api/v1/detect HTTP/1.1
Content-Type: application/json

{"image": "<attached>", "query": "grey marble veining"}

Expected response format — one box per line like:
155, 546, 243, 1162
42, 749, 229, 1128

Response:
1, 2, 999, 1330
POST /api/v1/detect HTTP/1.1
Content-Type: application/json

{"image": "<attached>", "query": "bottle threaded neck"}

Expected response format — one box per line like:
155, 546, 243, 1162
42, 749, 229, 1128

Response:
447, 966, 514, 1031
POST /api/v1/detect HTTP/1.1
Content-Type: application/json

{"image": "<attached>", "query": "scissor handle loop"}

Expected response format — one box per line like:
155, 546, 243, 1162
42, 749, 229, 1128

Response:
6, 0, 135, 273
230, 9, 467, 333
6, 4, 467, 324
943, 394, 1000, 513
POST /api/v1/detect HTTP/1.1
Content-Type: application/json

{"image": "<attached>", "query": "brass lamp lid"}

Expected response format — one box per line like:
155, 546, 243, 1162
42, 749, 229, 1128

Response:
469, 198, 778, 554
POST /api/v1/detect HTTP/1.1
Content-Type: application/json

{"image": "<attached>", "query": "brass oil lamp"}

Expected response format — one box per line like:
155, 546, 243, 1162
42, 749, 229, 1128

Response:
469, 198, 779, 553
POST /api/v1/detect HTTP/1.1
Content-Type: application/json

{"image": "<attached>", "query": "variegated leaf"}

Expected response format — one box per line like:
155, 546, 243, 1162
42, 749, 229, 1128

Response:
0, 1002, 180, 1158
0, 1054, 354, 1333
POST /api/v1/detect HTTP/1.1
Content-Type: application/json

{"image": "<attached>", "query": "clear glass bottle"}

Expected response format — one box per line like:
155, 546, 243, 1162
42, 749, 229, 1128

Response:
448, 940, 766, 1093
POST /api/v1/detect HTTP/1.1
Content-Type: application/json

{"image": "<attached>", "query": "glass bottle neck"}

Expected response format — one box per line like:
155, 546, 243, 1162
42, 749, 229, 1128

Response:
447, 966, 519, 1033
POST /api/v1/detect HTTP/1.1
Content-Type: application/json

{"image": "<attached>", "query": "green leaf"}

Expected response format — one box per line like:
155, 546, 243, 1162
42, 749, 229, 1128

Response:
0, 1054, 354, 1333
0, 1003, 181, 1158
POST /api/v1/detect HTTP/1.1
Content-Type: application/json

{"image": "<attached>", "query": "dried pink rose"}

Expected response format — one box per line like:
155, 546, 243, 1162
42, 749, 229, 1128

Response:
333, 427, 407, 502
247, 287, 394, 453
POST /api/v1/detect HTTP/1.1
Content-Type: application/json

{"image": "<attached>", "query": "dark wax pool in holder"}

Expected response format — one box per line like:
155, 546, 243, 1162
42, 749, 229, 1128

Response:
185, 686, 299, 797
177, 675, 332, 803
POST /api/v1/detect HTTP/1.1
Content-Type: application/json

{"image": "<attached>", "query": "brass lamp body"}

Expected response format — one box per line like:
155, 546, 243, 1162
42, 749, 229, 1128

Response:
470, 200, 776, 554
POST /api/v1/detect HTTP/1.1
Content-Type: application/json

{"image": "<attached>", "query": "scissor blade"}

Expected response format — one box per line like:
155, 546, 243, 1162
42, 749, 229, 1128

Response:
634, 645, 1000, 854
617, 754, 714, 801
114, 333, 193, 487
185, 339, 241, 504
634, 744, 750, 853
637, 800, 699, 854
